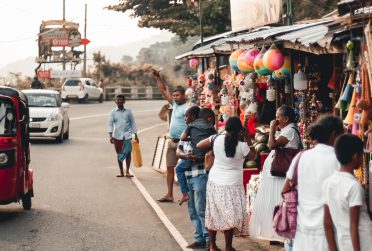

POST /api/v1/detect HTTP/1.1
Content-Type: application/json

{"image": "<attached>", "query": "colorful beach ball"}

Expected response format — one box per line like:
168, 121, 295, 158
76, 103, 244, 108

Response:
263, 44, 284, 71
189, 58, 199, 70
229, 49, 245, 72
237, 50, 254, 74
254, 47, 272, 76
244, 48, 260, 68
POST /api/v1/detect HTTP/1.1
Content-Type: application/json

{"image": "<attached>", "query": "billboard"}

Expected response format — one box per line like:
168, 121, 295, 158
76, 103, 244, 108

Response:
230, 0, 283, 31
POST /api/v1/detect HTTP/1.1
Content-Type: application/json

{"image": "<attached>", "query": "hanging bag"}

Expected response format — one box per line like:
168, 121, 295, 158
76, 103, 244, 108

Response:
204, 135, 219, 171
131, 139, 143, 168
270, 127, 303, 177
273, 151, 304, 239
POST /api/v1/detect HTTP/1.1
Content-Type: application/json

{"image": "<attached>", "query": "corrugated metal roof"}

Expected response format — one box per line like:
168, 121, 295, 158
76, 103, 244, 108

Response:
276, 24, 329, 46
226, 21, 332, 44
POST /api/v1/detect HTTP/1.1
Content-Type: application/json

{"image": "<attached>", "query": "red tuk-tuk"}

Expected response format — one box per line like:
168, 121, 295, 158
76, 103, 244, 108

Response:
0, 86, 33, 210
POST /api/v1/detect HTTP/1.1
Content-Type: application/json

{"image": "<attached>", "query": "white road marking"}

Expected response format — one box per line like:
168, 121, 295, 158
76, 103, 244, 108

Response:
130, 174, 189, 251
129, 124, 188, 250
70, 109, 161, 121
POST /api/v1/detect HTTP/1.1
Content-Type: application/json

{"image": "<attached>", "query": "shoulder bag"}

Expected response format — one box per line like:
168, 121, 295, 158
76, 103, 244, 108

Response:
273, 151, 303, 239
270, 127, 303, 177
204, 134, 219, 171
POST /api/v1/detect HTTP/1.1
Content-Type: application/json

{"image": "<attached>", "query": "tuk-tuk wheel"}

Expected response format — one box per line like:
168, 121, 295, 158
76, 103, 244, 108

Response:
22, 191, 32, 210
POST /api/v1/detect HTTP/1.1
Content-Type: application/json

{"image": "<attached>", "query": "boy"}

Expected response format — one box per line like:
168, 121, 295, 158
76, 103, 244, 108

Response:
176, 107, 216, 205
323, 134, 372, 251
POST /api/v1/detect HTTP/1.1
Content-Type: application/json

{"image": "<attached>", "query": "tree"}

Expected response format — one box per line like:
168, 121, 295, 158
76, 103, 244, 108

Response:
106, 0, 231, 41
121, 55, 133, 64
291, 0, 339, 21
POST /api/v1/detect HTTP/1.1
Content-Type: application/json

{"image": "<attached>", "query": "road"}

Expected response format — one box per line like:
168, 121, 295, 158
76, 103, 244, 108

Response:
0, 100, 281, 251
0, 100, 181, 251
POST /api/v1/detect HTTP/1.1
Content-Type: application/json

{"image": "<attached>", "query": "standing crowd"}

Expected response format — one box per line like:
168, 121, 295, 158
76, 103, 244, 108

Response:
107, 70, 372, 251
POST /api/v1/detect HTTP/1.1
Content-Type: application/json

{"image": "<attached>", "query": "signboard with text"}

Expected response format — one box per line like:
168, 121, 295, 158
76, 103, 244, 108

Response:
230, 0, 283, 31
50, 70, 81, 78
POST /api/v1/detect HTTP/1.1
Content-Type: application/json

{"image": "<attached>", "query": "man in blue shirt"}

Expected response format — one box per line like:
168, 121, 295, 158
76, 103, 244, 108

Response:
152, 69, 188, 202
108, 94, 138, 177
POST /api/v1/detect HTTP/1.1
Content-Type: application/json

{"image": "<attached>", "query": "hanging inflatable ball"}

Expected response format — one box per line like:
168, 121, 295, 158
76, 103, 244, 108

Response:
254, 47, 272, 76
229, 49, 245, 72
244, 48, 260, 68
237, 50, 254, 74
263, 44, 284, 71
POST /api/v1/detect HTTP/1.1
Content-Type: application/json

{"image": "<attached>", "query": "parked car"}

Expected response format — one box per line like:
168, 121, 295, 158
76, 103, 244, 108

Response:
22, 90, 69, 143
61, 78, 104, 103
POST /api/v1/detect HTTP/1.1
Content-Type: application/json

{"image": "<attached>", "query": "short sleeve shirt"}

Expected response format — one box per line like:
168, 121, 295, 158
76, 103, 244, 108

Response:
286, 144, 340, 231
322, 171, 372, 250
208, 134, 250, 185
169, 100, 188, 139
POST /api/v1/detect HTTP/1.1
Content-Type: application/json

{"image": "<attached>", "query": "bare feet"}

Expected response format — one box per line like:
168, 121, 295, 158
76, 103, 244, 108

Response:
125, 173, 134, 178
116, 174, 124, 177
178, 193, 190, 206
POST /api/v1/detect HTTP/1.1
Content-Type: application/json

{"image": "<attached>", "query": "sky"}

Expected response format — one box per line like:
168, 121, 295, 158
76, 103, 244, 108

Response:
0, 0, 172, 68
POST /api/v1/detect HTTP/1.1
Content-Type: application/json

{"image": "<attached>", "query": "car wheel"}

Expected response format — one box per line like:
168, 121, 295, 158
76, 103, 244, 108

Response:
98, 94, 104, 103
22, 191, 32, 210
63, 121, 69, 140
56, 126, 64, 143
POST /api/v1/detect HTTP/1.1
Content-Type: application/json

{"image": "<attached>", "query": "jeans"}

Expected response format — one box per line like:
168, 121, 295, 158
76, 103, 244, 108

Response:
187, 174, 209, 244
175, 159, 193, 193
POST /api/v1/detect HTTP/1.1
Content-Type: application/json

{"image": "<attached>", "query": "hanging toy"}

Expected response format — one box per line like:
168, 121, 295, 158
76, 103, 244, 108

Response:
346, 40, 355, 70
263, 44, 284, 71
229, 49, 245, 72
266, 87, 276, 101
237, 50, 254, 74
254, 47, 272, 76
244, 48, 260, 68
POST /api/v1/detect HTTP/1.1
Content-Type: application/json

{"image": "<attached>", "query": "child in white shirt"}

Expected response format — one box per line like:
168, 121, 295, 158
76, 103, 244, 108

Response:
323, 134, 372, 251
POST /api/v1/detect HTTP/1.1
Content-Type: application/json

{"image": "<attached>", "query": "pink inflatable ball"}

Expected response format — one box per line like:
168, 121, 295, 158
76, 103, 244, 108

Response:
254, 47, 272, 76
237, 50, 254, 74
263, 44, 284, 71
229, 49, 245, 72
189, 58, 199, 69
244, 48, 260, 68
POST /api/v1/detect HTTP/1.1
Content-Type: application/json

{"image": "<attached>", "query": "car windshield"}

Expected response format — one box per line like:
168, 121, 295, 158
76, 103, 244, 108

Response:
26, 93, 58, 107
0, 99, 17, 136
64, 80, 81, 86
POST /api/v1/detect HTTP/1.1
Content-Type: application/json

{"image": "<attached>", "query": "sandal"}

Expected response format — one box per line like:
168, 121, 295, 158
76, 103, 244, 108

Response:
125, 173, 134, 178
157, 197, 174, 203
116, 174, 125, 177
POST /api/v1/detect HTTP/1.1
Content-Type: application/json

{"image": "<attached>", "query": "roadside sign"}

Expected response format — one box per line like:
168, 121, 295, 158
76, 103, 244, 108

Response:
50, 70, 81, 78
81, 38, 90, 45
37, 70, 51, 79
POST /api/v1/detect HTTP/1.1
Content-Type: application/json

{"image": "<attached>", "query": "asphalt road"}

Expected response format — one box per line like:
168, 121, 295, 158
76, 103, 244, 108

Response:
0, 100, 181, 251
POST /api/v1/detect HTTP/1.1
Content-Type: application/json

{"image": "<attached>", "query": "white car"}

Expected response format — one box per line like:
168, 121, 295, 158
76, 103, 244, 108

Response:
23, 89, 70, 143
61, 78, 104, 103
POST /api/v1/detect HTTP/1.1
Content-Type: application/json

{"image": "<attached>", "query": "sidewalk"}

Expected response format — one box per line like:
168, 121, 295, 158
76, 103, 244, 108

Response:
132, 124, 282, 251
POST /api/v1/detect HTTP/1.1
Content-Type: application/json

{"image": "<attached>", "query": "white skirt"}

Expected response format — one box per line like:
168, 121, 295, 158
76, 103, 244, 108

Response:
249, 150, 285, 241
205, 181, 249, 235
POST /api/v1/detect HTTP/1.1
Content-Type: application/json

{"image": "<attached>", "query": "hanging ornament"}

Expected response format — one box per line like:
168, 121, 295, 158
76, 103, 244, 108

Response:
346, 40, 355, 69
237, 50, 254, 74
272, 71, 282, 81
244, 48, 260, 68
284, 79, 290, 94
273, 56, 290, 79
246, 102, 258, 114
229, 49, 245, 72
293, 67, 307, 91
254, 47, 272, 76
266, 87, 276, 101
263, 44, 284, 71
189, 58, 199, 70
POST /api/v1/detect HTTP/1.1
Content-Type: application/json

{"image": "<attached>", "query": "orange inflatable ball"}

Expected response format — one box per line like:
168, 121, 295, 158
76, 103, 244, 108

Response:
254, 47, 272, 76
237, 50, 254, 74
229, 49, 245, 72
263, 44, 284, 71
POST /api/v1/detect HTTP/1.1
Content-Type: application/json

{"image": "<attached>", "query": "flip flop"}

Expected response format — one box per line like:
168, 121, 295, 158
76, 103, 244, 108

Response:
116, 174, 125, 177
157, 197, 174, 203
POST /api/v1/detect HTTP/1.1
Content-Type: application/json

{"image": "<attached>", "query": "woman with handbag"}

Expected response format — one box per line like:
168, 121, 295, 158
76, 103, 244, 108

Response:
197, 116, 256, 251
249, 105, 301, 241
281, 115, 344, 251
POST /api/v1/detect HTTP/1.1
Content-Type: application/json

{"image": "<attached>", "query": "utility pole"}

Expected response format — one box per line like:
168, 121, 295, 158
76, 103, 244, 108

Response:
198, 0, 204, 72
83, 3, 87, 77
62, 0, 66, 70
286, 0, 293, 25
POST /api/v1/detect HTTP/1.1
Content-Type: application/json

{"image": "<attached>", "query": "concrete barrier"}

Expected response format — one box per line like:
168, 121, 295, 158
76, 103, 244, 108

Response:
104, 86, 163, 100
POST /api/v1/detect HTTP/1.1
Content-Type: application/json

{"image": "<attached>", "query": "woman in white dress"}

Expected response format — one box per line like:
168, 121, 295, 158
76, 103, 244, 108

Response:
249, 105, 301, 241
282, 115, 344, 251
197, 116, 257, 251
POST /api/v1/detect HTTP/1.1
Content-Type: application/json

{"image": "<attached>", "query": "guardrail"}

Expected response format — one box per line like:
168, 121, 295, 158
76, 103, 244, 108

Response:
104, 86, 163, 100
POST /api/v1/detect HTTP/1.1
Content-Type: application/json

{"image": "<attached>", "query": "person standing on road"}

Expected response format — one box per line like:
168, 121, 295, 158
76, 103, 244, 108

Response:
108, 94, 138, 178
151, 69, 189, 203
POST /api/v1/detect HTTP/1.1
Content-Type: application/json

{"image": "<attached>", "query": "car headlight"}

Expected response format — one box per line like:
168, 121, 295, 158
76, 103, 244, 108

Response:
48, 113, 60, 121
0, 153, 8, 165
